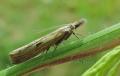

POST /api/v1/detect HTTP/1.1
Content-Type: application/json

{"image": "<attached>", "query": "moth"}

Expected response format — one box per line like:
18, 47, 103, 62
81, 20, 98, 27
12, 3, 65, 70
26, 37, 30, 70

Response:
9, 19, 86, 64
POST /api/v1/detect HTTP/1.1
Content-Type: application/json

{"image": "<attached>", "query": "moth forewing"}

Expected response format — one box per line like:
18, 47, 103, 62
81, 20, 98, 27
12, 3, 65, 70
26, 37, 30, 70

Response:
9, 19, 86, 64
9, 28, 66, 64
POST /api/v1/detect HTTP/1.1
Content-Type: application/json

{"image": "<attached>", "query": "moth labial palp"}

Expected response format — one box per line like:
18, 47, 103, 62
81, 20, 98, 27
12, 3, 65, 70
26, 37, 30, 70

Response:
9, 18, 86, 64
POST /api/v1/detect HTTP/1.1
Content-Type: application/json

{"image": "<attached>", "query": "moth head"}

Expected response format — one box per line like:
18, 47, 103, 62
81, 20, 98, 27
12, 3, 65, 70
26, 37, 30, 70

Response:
71, 18, 86, 29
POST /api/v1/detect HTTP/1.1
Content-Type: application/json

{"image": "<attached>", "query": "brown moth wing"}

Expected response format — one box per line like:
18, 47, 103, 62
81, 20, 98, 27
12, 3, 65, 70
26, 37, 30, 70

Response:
9, 28, 66, 64
9, 42, 43, 64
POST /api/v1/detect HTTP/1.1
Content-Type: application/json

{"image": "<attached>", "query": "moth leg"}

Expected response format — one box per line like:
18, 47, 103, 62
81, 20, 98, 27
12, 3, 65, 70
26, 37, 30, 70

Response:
54, 45, 58, 51
52, 45, 58, 56
45, 46, 50, 54
72, 31, 79, 39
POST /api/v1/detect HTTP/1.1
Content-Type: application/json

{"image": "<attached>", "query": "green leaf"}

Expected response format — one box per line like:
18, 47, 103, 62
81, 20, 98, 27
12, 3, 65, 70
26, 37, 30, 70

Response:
82, 46, 120, 76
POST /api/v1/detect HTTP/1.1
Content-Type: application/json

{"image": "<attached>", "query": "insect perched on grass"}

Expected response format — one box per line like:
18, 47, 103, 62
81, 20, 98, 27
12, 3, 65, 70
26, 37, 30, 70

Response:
9, 19, 86, 64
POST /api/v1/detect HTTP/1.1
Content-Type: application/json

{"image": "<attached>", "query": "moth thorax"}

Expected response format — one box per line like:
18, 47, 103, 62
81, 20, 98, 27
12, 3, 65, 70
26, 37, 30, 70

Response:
69, 25, 75, 30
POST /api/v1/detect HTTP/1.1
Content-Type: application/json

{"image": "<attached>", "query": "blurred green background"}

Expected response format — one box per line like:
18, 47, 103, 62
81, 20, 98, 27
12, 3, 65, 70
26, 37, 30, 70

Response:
0, 0, 120, 76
